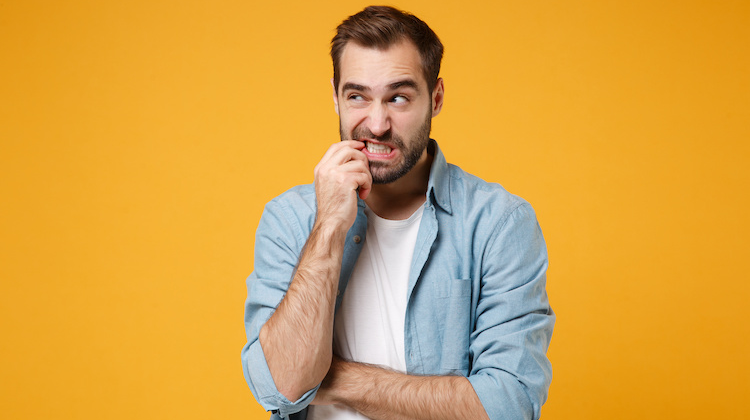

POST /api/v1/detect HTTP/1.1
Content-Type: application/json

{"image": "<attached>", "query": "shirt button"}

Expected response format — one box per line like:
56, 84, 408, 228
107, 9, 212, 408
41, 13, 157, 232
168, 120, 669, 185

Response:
353, 235, 361, 244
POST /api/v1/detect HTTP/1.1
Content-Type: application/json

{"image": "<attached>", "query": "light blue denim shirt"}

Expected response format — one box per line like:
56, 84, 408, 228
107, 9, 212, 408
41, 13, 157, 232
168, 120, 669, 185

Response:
242, 140, 554, 420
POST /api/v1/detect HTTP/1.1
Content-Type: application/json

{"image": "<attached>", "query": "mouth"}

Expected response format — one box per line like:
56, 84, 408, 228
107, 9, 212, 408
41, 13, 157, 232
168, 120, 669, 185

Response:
364, 141, 393, 155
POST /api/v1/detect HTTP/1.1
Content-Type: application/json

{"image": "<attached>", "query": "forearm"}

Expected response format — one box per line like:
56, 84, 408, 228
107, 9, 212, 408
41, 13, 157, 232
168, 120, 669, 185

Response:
259, 220, 347, 401
321, 359, 489, 420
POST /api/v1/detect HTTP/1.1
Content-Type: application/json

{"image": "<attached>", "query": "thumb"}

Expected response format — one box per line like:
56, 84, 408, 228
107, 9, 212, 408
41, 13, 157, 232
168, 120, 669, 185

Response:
358, 186, 371, 200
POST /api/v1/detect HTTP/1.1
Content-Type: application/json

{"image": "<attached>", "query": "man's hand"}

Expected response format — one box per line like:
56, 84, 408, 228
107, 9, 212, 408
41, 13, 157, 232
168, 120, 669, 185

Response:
310, 355, 350, 406
313, 140, 372, 232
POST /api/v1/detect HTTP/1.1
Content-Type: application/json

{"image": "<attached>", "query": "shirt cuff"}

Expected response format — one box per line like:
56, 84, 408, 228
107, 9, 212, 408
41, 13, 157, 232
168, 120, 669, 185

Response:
468, 371, 533, 420
246, 339, 320, 418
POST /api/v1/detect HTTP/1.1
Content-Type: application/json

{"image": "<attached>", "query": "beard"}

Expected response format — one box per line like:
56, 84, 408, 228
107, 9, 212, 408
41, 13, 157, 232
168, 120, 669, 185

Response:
340, 110, 432, 184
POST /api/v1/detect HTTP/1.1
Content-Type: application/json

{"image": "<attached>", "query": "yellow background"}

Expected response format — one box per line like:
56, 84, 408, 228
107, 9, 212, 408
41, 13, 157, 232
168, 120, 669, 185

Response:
1, 0, 748, 418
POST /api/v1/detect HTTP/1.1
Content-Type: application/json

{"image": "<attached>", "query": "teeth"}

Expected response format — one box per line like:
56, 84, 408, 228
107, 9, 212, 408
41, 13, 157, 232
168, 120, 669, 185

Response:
366, 142, 392, 154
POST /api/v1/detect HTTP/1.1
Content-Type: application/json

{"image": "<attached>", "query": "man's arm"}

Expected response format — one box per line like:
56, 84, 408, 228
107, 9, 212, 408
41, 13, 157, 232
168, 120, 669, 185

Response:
313, 357, 490, 420
258, 141, 372, 402
258, 220, 345, 401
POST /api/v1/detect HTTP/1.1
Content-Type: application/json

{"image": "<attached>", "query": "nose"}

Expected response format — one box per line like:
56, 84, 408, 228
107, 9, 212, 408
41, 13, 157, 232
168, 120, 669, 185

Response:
367, 103, 390, 137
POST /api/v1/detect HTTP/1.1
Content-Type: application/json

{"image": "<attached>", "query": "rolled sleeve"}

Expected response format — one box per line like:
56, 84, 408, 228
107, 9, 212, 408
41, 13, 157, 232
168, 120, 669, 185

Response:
469, 203, 555, 420
242, 338, 319, 418
240, 194, 318, 417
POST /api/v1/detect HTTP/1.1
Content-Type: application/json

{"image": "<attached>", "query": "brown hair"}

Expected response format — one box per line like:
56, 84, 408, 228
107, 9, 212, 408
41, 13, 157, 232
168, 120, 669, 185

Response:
331, 6, 444, 92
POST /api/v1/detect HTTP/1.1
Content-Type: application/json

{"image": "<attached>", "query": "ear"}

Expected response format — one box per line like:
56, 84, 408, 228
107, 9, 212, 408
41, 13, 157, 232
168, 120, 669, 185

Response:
431, 78, 444, 117
331, 78, 339, 115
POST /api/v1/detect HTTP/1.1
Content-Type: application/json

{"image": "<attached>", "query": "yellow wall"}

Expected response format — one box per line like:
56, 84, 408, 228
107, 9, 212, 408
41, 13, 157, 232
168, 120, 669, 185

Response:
1, 1, 748, 418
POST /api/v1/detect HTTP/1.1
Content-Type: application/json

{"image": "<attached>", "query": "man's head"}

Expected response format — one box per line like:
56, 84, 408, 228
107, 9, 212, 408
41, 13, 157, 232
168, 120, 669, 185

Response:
331, 6, 445, 184
331, 6, 444, 93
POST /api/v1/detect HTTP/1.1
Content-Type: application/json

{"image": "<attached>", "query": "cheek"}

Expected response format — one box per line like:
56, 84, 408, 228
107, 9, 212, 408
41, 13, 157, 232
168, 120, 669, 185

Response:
340, 110, 366, 129
395, 113, 423, 133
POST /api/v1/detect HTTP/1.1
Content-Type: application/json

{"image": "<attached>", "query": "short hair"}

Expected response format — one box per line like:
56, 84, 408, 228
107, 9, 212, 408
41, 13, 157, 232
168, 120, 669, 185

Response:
331, 6, 444, 92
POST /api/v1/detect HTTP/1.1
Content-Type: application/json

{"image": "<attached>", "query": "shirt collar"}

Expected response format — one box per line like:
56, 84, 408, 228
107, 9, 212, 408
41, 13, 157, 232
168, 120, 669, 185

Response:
426, 139, 453, 214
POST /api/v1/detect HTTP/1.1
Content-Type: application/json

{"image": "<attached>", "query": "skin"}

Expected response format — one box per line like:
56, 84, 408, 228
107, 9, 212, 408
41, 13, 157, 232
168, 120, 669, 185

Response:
260, 39, 489, 419
313, 356, 489, 420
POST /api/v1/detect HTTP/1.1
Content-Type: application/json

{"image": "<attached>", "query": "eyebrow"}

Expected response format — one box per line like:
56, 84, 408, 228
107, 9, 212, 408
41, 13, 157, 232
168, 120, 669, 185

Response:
341, 79, 420, 93
342, 82, 369, 93
389, 79, 419, 91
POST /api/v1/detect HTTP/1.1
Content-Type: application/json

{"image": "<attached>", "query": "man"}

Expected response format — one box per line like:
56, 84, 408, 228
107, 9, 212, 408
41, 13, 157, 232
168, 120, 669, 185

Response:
242, 6, 554, 420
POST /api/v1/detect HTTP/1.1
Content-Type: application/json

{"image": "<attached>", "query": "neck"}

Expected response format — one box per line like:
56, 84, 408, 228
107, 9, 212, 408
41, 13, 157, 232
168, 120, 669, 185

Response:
365, 147, 433, 220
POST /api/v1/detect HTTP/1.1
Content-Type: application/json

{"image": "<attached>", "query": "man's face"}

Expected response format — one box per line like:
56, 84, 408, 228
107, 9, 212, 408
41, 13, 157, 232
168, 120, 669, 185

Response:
333, 40, 443, 184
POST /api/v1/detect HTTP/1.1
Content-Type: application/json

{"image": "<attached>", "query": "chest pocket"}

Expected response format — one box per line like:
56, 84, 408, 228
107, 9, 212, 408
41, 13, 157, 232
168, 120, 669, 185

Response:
437, 277, 472, 298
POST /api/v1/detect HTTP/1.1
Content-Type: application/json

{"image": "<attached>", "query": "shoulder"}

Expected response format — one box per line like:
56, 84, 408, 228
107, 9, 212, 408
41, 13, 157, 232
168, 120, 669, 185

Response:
258, 183, 317, 247
265, 183, 317, 215
445, 164, 535, 227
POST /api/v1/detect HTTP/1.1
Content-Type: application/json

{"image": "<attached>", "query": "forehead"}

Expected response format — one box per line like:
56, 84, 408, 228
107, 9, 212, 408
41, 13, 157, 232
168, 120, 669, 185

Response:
338, 40, 427, 91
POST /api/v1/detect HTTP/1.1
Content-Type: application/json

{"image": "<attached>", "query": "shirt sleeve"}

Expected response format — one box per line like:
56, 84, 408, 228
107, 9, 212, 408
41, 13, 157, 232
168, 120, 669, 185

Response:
240, 198, 318, 418
467, 202, 555, 420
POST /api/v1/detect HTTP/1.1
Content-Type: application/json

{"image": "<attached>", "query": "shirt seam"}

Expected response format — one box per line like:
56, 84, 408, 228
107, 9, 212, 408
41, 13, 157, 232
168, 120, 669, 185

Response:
484, 201, 529, 260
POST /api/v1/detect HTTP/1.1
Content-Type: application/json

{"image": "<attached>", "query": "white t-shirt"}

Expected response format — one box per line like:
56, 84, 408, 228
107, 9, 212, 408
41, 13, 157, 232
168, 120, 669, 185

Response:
308, 205, 424, 420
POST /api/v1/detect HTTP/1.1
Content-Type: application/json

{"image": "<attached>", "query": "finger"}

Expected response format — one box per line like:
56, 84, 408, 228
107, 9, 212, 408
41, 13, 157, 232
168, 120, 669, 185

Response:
339, 140, 366, 150
316, 144, 364, 177
333, 160, 371, 189
338, 158, 371, 174
346, 167, 372, 199
358, 185, 371, 200
326, 145, 368, 166
359, 173, 372, 199
350, 172, 372, 198
319, 140, 365, 161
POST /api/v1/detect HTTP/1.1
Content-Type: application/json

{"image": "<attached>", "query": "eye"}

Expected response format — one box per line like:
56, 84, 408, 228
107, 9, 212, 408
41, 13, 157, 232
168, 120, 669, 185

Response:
390, 95, 408, 104
348, 94, 365, 101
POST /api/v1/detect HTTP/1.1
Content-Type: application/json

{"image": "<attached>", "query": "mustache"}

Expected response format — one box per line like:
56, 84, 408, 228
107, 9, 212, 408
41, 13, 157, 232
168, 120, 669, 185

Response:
351, 128, 405, 148
352, 127, 390, 142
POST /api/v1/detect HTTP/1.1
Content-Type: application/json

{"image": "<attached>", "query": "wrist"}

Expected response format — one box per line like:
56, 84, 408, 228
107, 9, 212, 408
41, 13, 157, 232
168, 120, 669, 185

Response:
328, 360, 373, 405
313, 215, 351, 239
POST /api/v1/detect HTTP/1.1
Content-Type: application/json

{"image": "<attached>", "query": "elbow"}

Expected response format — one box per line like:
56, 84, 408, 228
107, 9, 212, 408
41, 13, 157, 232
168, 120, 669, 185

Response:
277, 355, 331, 402
278, 385, 311, 404
259, 323, 332, 402
284, 350, 332, 399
